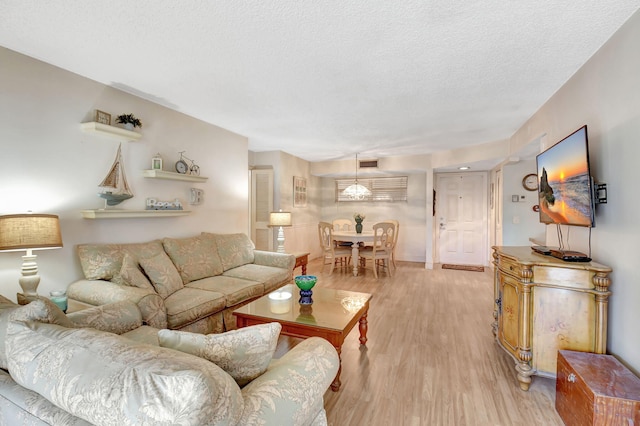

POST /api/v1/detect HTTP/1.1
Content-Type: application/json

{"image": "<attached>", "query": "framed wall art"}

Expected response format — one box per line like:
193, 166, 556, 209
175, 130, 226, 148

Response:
293, 176, 307, 207
95, 110, 111, 125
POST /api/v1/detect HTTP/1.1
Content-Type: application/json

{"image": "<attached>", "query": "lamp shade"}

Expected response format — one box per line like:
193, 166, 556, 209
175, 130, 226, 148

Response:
0, 214, 63, 252
269, 211, 292, 227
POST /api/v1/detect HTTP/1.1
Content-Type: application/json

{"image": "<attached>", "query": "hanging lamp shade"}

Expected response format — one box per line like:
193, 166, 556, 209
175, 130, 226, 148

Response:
343, 153, 371, 200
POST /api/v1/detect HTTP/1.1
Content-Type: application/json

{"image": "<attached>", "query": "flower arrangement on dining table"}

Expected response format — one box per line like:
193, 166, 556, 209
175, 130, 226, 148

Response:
353, 213, 365, 233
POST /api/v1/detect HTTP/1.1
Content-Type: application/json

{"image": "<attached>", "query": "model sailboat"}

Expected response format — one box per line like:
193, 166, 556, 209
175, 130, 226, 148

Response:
98, 143, 133, 206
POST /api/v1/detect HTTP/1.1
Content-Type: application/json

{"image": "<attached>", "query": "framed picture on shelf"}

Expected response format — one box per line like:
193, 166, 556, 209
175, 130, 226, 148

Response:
293, 176, 307, 207
95, 110, 111, 125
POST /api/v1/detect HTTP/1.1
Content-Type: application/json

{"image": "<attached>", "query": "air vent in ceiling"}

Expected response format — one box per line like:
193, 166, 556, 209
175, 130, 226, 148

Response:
359, 159, 378, 168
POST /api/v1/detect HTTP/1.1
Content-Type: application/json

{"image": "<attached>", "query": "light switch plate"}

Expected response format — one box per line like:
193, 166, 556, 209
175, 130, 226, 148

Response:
190, 188, 203, 205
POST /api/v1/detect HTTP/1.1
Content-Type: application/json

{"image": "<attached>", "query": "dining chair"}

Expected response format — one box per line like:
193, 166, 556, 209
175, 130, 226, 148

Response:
318, 222, 352, 275
382, 219, 399, 268
332, 219, 354, 255
359, 222, 395, 278
332, 218, 353, 232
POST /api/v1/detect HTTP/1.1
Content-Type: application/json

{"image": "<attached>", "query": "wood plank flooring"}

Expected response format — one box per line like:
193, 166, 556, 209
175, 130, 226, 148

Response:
278, 259, 565, 426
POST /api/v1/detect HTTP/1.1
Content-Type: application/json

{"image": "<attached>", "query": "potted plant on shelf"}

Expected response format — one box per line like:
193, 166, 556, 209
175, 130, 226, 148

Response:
115, 113, 142, 130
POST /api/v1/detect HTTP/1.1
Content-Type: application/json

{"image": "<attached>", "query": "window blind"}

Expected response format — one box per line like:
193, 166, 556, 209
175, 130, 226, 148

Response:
335, 176, 408, 202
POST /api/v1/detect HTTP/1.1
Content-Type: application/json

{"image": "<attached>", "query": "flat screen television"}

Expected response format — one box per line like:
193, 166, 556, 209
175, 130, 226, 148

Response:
536, 125, 595, 227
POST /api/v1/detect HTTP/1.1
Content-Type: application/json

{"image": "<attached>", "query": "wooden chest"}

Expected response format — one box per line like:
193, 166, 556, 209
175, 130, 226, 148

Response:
556, 350, 640, 425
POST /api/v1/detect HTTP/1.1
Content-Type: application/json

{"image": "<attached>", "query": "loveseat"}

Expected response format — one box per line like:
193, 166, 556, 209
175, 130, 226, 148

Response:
0, 296, 340, 425
67, 233, 295, 334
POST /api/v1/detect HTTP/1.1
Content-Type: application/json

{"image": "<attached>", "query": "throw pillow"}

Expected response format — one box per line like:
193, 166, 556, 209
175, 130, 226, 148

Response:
158, 322, 281, 387
119, 253, 154, 289
139, 251, 184, 299
10, 298, 75, 329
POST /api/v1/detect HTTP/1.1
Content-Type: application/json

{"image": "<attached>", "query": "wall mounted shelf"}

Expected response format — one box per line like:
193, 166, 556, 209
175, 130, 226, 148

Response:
80, 122, 142, 142
142, 169, 208, 182
82, 209, 191, 219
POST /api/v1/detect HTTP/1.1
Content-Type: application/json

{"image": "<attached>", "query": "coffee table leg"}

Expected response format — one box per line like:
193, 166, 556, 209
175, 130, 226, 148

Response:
358, 312, 368, 345
330, 346, 342, 391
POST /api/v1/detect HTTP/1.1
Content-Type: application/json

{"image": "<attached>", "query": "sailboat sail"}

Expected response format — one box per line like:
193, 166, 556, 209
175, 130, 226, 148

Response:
99, 143, 133, 206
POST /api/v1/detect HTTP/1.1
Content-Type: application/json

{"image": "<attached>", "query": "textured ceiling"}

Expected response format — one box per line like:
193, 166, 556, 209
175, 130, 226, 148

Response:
1, 1, 638, 162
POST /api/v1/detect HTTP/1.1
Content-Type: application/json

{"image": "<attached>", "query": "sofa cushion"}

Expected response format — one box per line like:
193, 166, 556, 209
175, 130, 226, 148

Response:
77, 240, 164, 281
223, 264, 292, 293
139, 251, 184, 299
164, 288, 226, 330
203, 233, 255, 271
158, 322, 281, 387
10, 299, 75, 329
186, 276, 264, 307
119, 253, 154, 289
121, 325, 161, 346
163, 235, 224, 284
0, 295, 18, 370
6, 321, 243, 425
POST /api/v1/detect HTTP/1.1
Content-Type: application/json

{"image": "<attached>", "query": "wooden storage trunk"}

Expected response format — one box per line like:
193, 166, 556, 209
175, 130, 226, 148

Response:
556, 350, 640, 425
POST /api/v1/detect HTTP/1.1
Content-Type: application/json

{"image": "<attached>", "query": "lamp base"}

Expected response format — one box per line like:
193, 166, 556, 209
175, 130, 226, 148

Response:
276, 226, 286, 253
19, 253, 40, 297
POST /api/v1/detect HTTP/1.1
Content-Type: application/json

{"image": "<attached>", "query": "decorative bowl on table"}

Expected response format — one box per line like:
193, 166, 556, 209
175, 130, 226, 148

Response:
294, 275, 317, 305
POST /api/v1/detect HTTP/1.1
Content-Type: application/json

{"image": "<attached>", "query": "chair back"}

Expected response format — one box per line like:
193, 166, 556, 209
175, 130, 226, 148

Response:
318, 222, 335, 253
383, 219, 399, 247
332, 219, 353, 232
371, 222, 396, 254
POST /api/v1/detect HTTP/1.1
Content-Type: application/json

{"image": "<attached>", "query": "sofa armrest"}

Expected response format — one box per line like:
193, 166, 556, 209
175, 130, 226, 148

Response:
67, 300, 143, 335
253, 250, 295, 270
239, 337, 339, 425
67, 280, 168, 329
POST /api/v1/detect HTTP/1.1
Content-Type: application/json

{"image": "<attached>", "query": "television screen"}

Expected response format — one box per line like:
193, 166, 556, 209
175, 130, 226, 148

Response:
536, 126, 594, 227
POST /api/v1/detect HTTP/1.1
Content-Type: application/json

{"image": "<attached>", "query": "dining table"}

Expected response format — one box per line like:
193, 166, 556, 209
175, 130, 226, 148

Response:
332, 230, 375, 276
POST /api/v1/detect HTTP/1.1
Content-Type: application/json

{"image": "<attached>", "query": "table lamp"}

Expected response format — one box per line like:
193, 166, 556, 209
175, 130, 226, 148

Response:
0, 214, 63, 296
269, 210, 292, 253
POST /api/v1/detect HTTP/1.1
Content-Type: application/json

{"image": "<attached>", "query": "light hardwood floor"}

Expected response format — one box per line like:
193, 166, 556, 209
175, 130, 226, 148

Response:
279, 258, 565, 426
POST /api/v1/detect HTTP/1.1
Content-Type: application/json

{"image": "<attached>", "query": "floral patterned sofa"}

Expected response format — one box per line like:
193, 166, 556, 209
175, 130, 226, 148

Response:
67, 233, 295, 334
0, 296, 340, 425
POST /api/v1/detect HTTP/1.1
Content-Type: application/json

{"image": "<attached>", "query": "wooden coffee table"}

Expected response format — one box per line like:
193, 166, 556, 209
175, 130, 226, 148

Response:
233, 284, 372, 391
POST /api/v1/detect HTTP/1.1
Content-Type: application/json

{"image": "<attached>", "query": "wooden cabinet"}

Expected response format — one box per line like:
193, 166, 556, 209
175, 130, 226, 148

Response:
492, 246, 612, 391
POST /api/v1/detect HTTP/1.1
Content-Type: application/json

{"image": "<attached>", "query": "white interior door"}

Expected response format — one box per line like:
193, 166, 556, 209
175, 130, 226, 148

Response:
250, 168, 274, 251
436, 172, 488, 265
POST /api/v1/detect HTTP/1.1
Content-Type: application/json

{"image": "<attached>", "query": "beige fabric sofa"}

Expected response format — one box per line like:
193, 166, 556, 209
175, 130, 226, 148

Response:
67, 233, 295, 334
0, 296, 340, 425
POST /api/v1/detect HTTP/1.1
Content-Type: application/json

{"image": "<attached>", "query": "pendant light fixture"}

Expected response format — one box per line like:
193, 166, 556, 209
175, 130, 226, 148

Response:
342, 153, 372, 200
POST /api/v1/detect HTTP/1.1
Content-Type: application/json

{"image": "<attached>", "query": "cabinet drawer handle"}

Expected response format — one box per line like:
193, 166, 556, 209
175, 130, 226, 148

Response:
568, 373, 576, 383
509, 266, 514, 271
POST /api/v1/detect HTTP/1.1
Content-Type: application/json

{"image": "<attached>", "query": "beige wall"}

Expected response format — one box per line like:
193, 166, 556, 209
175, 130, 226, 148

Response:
0, 47, 249, 300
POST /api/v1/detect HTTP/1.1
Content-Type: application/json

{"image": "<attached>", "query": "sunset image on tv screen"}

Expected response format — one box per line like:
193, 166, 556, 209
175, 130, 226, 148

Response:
536, 127, 593, 227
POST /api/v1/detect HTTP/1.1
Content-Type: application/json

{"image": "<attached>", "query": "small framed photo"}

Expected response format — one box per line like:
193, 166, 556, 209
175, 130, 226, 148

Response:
151, 153, 163, 170
95, 110, 111, 125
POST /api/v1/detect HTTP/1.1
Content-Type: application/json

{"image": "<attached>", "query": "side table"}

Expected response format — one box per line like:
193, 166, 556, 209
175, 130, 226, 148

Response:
293, 252, 310, 275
